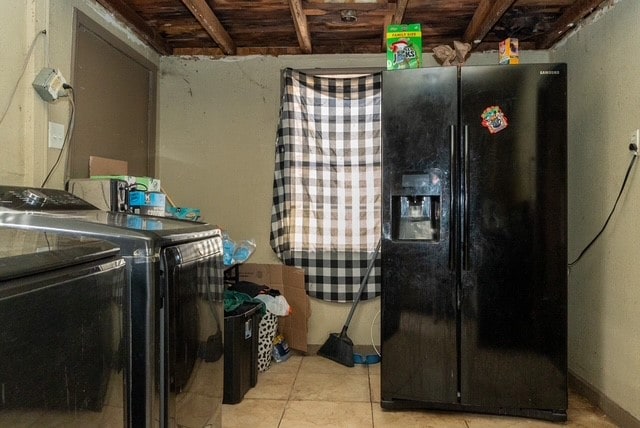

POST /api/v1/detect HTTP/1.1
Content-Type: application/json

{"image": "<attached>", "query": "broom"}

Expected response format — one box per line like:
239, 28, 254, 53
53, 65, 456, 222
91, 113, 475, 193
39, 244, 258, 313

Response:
317, 239, 381, 367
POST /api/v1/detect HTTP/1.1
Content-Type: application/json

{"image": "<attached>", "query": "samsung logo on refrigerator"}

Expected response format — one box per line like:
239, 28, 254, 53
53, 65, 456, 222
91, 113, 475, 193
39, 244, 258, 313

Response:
540, 70, 561, 75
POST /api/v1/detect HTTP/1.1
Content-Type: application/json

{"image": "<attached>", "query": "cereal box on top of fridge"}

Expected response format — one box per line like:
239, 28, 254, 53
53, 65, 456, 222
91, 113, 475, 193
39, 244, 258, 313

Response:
499, 38, 519, 64
386, 23, 422, 70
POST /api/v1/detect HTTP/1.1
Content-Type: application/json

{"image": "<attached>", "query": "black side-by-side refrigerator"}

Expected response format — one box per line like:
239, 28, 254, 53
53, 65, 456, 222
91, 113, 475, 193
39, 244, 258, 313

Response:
380, 64, 567, 422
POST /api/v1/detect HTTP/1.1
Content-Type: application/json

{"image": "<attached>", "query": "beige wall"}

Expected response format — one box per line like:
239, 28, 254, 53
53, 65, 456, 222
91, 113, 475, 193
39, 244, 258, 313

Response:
0, 0, 158, 188
158, 54, 387, 347
0, 1, 46, 185
157, 49, 550, 348
551, 0, 640, 420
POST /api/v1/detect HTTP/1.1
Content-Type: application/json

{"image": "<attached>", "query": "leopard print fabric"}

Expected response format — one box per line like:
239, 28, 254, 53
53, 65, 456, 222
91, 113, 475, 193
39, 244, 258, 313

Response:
257, 312, 278, 372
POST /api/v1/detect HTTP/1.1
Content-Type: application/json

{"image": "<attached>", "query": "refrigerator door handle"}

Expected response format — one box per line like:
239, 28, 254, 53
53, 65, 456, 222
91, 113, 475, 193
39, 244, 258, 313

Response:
449, 124, 455, 271
463, 125, 470, 271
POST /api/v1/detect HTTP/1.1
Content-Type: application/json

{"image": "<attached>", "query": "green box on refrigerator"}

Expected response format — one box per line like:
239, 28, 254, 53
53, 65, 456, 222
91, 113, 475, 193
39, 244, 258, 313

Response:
386, 23, 422, 70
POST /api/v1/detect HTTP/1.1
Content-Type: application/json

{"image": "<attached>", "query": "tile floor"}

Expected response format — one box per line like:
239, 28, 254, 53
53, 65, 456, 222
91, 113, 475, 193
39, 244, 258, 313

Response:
222, 352, 619, 428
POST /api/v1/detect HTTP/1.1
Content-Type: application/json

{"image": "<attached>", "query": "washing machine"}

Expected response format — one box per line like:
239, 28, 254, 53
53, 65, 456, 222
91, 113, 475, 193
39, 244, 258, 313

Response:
0, 186, 224, 428
0, 226, 126, 426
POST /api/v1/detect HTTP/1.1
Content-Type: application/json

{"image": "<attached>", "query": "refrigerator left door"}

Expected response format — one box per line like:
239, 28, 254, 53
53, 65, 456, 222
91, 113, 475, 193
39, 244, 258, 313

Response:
0, 228, 127, 426
381, 67, 459, 406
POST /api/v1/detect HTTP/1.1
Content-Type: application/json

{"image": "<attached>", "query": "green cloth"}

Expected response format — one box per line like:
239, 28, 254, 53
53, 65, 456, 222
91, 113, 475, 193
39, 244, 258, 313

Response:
224, 290, 266, 315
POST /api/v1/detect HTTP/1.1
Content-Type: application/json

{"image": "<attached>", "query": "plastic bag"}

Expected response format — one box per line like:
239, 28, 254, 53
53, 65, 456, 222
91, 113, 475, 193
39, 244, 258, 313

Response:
222, 233, 236, 266
222, 232, 256, 266
233, 239, 256, 264
272, 334, 291, 363
254, 294, 290, 317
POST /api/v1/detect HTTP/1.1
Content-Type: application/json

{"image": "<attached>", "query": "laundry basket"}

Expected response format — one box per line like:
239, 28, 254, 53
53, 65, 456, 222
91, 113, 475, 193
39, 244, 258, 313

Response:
257, 312, 278, 372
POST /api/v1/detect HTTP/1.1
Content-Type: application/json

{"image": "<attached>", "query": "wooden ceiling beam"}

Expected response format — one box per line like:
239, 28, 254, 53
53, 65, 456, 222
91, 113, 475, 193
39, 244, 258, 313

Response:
537, 0, 607, 49
381, 0, 408, 51
305, 3, 395, 13
391, 0, 409, 25
94, 0, 172, 55
381, 13, 393, 51
463, 0, 516, 47
289, 0, 313, 54
180, 0, 236, 55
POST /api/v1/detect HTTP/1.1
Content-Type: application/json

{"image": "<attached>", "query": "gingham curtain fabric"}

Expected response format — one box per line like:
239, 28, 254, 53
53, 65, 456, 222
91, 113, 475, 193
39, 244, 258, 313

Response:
270, 68, 382, 302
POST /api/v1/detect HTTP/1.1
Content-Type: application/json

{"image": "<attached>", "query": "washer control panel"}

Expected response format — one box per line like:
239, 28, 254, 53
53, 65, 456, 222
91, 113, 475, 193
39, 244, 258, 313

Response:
0, 186, 97, 211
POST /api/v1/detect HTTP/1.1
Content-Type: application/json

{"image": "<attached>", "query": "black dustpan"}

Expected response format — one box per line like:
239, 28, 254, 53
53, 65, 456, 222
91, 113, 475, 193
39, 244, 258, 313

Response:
317, 239, 381, 367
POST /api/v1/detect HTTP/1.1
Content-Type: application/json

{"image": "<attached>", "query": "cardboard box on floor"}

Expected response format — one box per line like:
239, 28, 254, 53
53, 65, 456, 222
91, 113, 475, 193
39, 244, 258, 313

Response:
237, 263, 310, 353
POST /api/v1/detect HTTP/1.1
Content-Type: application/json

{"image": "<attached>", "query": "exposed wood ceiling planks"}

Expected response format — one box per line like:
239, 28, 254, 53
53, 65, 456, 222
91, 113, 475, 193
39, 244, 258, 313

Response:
537, 0, 609, 49
463, 0, 516, 47
179, 0, 235, 54
94, 0, 172, 54
95, 0, 614, 57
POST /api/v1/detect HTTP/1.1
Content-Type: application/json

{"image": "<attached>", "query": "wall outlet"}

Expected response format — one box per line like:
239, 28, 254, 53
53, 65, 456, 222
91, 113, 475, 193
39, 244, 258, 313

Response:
48, 121, 65, 149
628, 129, 640, 154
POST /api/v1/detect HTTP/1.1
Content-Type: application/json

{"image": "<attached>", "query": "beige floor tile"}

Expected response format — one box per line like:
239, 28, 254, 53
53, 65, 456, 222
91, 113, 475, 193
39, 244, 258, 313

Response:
27, 407, 124, 428
463, 413, 559, 427
219, 355, 621, 428
564, 391, 618, 427
567, 405, 619, 427
245, 370, 297, 400
300, 354, 370, 375
222, 398, 286, 428
280, 400, 373, 428
372, 405, 469, 428
292, 371, 371, 402
176, 391, 222, 427
369, 374, 381, 403
264, 353, 303, 375
367, 361, 381, 375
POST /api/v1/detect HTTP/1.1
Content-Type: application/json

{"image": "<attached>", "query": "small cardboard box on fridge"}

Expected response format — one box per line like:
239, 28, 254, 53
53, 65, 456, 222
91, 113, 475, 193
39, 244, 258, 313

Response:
237, 263, 310, 353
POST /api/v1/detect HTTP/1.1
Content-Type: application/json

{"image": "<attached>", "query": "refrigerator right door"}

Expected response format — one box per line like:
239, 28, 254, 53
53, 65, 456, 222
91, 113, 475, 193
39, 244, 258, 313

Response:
459, 64, 567, 416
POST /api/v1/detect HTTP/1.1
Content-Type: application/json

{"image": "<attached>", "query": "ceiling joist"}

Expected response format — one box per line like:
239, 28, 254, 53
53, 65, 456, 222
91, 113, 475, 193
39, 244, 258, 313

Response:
537, 0, 608, 49
180, 0, 236, 55
289, 0, 313, 54
381, 0, 409, 51
463, 0, 516, 47
392, 0, 409, 25
94, 0, 172, 55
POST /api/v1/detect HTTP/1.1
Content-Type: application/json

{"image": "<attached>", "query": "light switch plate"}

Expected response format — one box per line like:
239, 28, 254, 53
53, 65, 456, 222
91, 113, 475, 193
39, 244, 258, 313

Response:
48, 121, 65, 149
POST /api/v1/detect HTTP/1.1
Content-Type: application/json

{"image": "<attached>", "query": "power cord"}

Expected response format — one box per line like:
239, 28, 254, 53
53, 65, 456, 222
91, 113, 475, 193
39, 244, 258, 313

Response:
0, 29, 47, 127
568, 143, 638, 268
371, 309, 381, 357
41, 85, 75, 187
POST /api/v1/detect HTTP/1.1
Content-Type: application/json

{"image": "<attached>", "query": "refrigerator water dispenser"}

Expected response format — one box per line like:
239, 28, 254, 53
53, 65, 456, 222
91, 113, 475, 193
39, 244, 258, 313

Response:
391, 173, 441, 241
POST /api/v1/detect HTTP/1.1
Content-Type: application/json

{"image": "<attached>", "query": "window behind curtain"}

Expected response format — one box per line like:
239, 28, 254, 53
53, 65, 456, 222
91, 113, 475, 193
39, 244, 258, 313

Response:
270, 68, 382, 303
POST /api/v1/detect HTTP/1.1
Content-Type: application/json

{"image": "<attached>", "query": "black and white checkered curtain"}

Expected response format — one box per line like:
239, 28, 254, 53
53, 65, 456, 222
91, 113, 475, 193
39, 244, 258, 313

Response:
270, 68, 381, 302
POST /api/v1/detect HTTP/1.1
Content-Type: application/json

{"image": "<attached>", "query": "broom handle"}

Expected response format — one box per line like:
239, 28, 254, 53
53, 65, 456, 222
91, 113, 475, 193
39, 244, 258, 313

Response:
342, 239, 382, 330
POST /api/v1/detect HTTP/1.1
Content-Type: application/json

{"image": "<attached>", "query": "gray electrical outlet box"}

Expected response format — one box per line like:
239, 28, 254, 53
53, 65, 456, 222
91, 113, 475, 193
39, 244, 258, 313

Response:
32, 68, 67, 102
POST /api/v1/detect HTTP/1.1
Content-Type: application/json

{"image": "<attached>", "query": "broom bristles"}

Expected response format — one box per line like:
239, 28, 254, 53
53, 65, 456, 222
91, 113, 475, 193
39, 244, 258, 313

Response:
317, 332, 355, 367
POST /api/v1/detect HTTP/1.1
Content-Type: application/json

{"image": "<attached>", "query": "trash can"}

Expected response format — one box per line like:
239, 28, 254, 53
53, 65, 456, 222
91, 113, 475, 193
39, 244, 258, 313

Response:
223, 302, 262, 404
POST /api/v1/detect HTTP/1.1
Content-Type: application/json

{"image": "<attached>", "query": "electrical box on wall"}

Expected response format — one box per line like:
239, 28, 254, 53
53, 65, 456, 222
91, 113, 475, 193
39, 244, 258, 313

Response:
32, 68, 68, 102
